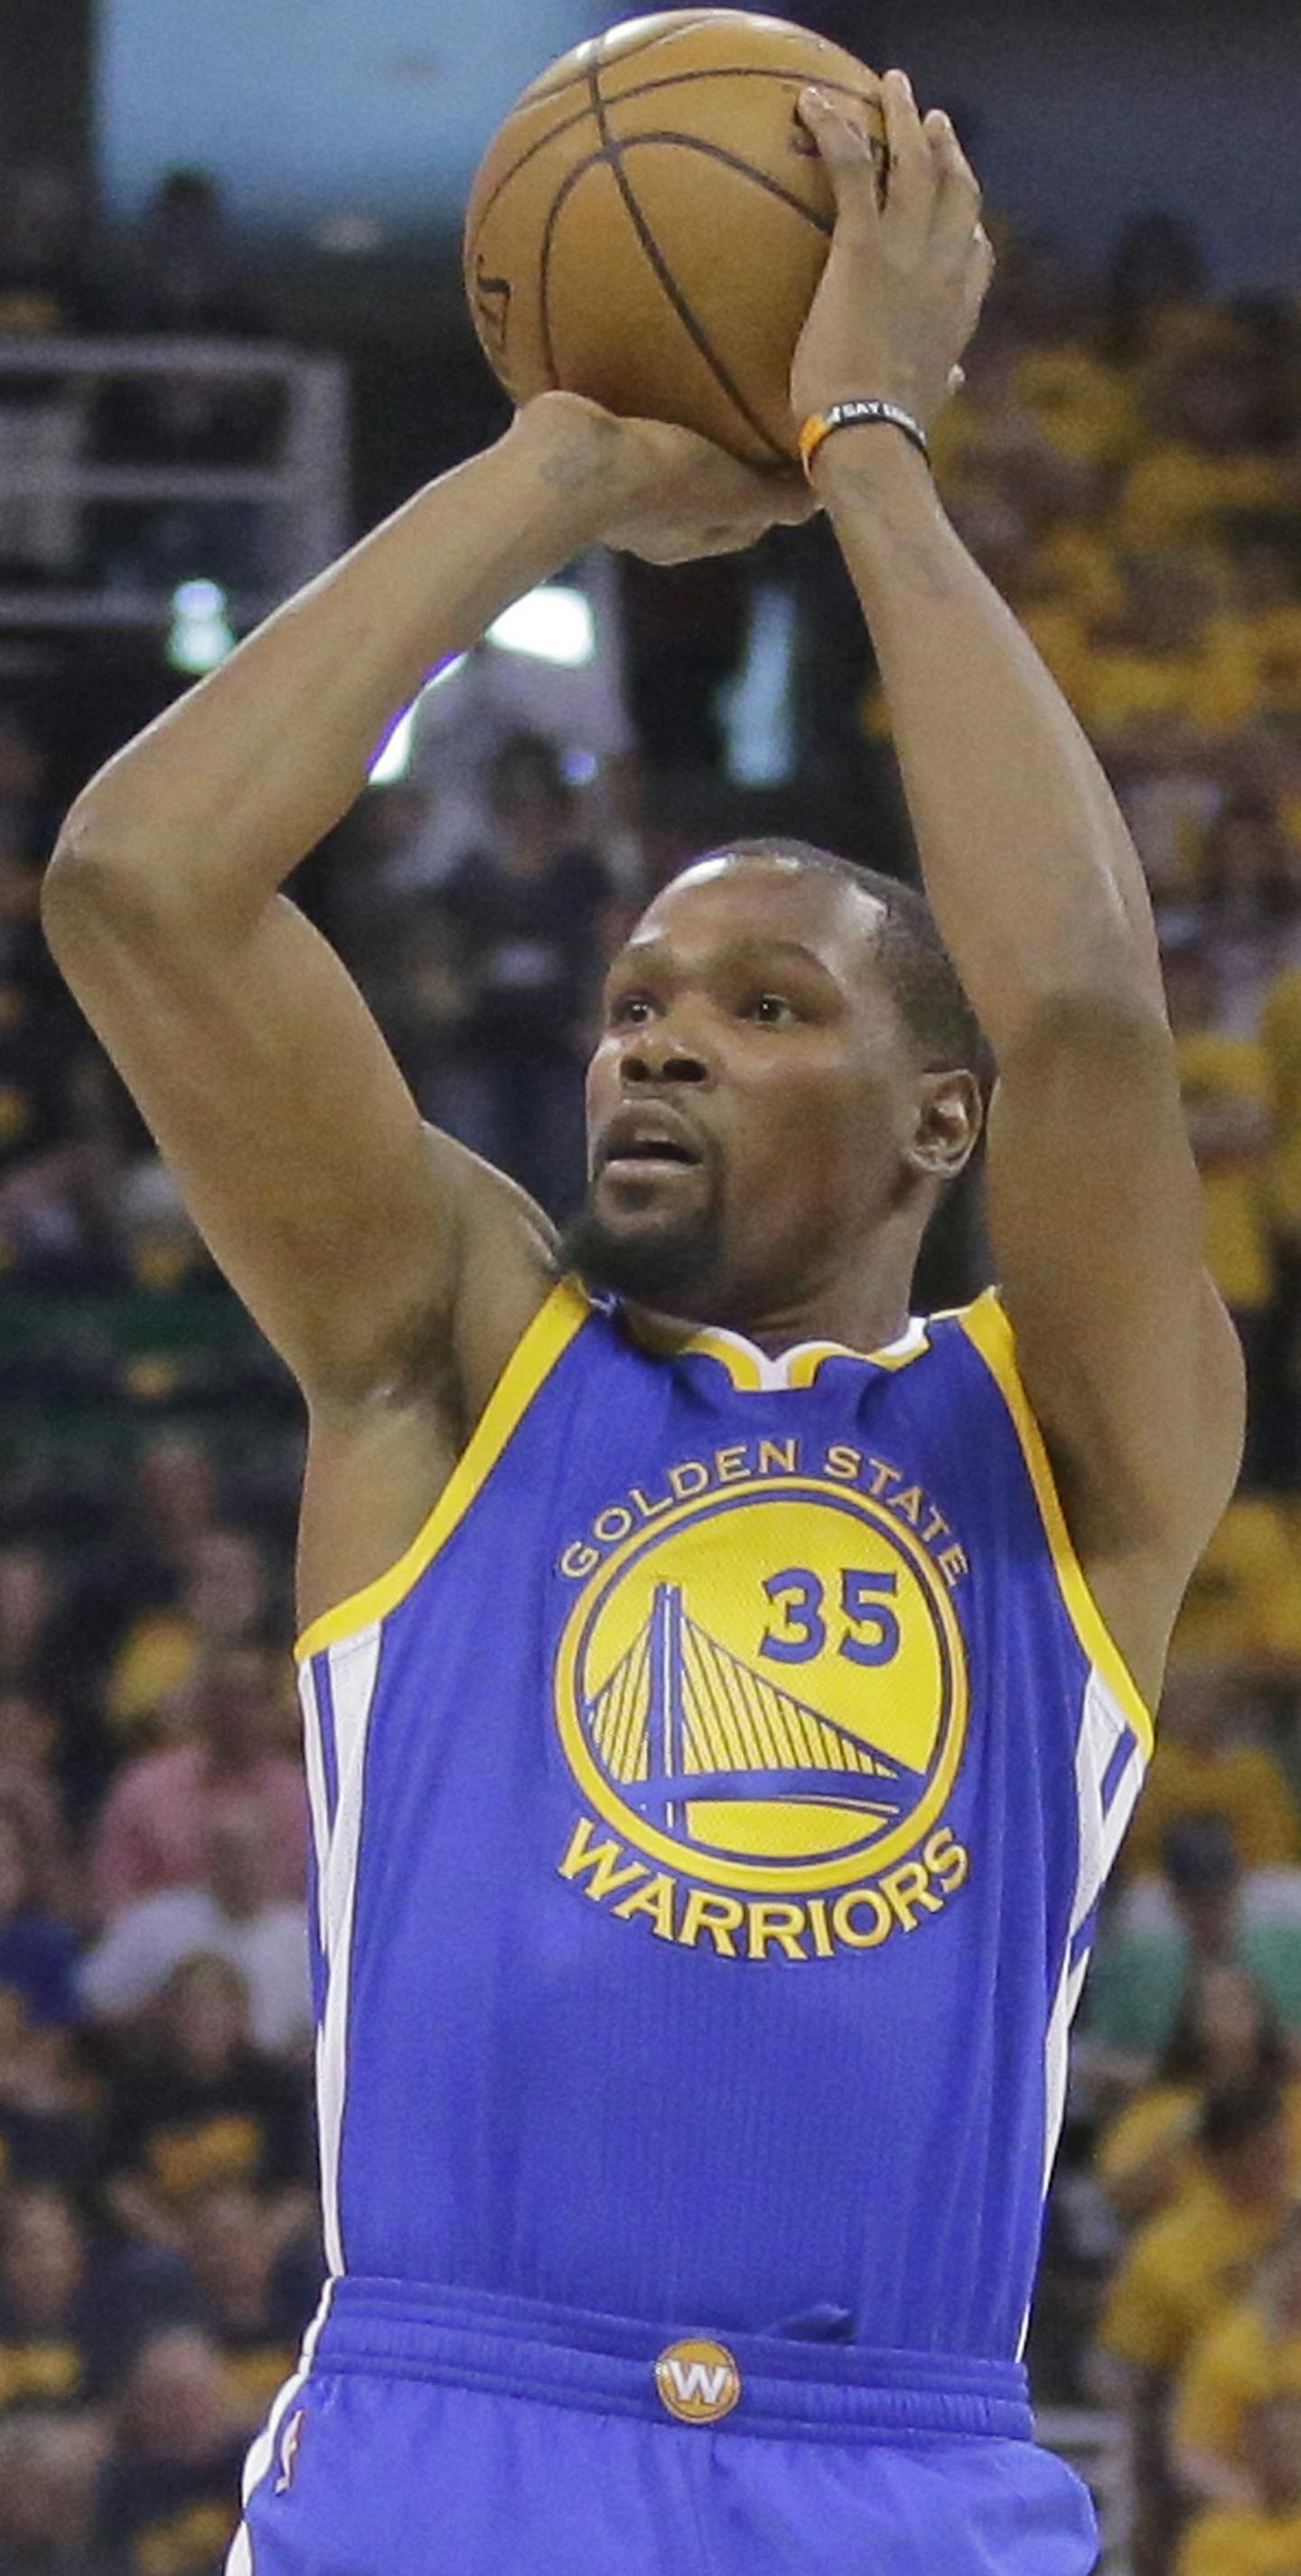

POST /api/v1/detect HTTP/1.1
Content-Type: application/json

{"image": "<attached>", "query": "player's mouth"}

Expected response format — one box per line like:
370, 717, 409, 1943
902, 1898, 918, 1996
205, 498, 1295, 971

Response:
594, 1104, 709, 1185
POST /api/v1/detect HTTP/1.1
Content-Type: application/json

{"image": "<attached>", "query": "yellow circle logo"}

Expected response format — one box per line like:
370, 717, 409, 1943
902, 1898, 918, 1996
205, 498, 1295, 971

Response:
555, 1478, 969, 1894
655, 2337, 742, 2424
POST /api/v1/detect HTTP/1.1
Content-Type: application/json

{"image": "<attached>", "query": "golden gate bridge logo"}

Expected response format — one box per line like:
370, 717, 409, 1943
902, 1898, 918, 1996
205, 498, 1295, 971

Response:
555, 1480, 969, 1895
582, 1578, 925, 1845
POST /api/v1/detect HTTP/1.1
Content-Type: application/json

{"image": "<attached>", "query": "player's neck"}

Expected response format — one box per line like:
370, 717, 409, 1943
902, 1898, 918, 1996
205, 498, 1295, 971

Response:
625, 1260, 918, 1362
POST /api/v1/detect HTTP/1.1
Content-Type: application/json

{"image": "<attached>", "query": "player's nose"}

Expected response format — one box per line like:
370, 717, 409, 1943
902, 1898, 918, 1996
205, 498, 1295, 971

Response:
620, 1024, 711, 1087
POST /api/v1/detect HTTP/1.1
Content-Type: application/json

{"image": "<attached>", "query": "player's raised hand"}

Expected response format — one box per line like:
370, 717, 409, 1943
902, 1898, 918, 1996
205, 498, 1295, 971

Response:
790, 71, 995, 442
526, 390, 815, 564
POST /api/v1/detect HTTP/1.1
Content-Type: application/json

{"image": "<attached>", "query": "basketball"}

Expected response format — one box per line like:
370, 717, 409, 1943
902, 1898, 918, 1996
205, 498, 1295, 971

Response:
463, 10, 884, 465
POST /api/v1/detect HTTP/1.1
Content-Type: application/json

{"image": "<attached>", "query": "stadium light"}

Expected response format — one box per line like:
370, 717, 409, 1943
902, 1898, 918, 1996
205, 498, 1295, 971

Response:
486, 585, 595, 668
167, 580, 236, 676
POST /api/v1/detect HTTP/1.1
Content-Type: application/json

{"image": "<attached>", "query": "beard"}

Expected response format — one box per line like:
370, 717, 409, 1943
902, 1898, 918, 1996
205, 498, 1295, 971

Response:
556, 1190, 725, 1308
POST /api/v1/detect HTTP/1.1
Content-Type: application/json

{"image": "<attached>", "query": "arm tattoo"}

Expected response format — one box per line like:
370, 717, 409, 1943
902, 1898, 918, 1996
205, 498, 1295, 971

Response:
536, 412, 622, 499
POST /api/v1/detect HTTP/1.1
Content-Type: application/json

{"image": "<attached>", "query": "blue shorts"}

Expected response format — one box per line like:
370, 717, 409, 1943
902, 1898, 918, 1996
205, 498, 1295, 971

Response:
229, 2280, 1100, 2576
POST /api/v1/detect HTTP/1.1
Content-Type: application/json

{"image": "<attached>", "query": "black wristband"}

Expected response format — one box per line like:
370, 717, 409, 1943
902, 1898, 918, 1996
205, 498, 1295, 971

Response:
799, 398, 931, 478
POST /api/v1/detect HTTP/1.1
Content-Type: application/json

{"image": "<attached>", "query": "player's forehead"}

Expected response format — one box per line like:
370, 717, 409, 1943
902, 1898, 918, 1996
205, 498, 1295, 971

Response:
620, 856, 888, 986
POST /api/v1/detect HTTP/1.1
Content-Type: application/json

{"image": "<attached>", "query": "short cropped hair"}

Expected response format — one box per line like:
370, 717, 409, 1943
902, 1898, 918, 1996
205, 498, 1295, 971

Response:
687, 838, 983, 1071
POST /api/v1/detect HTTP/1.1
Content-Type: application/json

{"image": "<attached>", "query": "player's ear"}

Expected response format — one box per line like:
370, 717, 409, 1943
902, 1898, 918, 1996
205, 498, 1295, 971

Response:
909, 1067, 982, 1181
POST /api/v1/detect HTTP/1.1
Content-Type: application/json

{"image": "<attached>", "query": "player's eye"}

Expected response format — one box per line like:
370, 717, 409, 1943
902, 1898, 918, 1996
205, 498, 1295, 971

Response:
609, 990, 655, 1026
744, 992, 799, 1027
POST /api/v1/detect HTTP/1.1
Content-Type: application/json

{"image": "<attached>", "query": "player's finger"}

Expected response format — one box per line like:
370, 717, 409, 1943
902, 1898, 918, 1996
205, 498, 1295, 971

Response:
877, 68, 935, 239
796, 89, 884, 233
926, 110, 984, 263
964, 222, 997, 313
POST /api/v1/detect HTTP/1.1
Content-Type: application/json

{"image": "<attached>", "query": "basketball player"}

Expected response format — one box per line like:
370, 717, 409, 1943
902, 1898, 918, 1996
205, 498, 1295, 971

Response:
43, 73, 1242, 2576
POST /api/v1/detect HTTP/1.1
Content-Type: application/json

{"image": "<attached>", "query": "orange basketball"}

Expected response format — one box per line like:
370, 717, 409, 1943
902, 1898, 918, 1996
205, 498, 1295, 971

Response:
463, 10, 884, 464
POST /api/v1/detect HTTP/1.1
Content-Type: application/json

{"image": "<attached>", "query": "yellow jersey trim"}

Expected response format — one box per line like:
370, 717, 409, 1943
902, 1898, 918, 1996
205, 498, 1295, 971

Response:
294, 1277, 592, 1662
624, 1312, 931, 1390
957, 1287, 1155, 1758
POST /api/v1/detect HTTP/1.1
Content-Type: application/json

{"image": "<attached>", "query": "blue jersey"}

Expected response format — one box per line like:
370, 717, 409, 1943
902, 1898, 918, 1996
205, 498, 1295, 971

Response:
295, 1279, 1151, 2365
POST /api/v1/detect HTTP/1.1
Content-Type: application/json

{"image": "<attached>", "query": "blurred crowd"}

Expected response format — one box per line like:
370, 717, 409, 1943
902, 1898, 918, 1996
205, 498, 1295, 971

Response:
0, 156, 283, 597
1, 159, 1301, 2572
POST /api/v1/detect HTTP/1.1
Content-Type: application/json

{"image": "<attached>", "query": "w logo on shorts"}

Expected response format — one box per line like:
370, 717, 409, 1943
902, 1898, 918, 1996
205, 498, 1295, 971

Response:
654, 2339, 742, 2424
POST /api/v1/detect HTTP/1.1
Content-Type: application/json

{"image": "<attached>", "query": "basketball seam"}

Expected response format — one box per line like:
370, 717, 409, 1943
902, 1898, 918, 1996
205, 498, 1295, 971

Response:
583, 58, 789, 462
538, 152, 601, 389
612, 131, 833, 237
464, 66, 867, 266
532, 131, 828, 399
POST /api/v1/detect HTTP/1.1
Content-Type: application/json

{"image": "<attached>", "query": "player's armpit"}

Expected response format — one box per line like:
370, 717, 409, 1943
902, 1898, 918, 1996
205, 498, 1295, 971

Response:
984, 990, 1245, 1642
40, 855, 556, 1415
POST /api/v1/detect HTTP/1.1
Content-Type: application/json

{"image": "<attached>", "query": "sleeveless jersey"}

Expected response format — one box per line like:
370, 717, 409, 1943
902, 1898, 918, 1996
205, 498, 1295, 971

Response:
294, 1279, 1152, 2364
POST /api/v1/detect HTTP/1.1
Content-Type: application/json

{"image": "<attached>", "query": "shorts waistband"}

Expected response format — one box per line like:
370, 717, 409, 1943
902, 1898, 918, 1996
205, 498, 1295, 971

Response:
310, 2277, 1034, 2443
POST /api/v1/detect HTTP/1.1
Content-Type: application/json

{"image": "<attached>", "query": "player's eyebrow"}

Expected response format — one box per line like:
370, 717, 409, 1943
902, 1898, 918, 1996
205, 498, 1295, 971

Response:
612, 932, 840, 983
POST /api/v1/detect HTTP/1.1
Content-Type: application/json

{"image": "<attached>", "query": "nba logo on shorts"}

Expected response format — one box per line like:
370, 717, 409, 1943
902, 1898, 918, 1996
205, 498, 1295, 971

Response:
654, 2338, 742, 2424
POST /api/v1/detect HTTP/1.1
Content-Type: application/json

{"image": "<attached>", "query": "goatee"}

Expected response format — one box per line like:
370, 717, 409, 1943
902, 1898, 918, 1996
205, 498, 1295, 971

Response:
556, 1196, 725, 1306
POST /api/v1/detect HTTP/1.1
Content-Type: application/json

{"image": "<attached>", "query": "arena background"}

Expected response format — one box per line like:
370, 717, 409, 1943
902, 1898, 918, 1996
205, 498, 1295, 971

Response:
0, 5, 1299, 2569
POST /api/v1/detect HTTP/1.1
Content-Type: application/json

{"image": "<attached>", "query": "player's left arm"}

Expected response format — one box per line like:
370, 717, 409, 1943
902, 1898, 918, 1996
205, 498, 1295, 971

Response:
795, 77, 1244, 1689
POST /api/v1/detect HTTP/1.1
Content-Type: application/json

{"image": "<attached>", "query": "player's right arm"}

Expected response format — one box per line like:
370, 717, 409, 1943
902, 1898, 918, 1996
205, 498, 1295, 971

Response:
42, 399, 809, 1618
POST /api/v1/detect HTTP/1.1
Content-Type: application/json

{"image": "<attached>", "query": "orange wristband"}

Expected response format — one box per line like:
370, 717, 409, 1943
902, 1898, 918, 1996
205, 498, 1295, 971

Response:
798, 399, 931, 479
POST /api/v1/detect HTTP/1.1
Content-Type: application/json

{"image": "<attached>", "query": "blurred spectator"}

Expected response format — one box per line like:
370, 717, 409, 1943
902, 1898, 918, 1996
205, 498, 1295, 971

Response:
131, 1433, 222, 1579
1171, 1506, 1301, 1678
1175, 2393, 1301, 2575
395, 547, 633, 893
1102, 2081, 1296, 2381
0, 2407, 104, 2576
1263, 963, 1301, 1248
0, 1692, 74, 1916
0, 166, 96, 582
0, 1541, 68, 1704
1261, 961, 1301, 1482
104, 1526, 276, 1743
0, 1988, 97, 2197
161, 2179, 319, 2424
1117, 329, 1297, 551
1221, 515, 1301, 728
1077, 554, 1260, 757
94, 2326, 247, 2576
0, 167, 94, 342
99, 1956, 312, 2253
0, 2182, 177, 2421
1196, 793, 1301, 1035
1120, 1662, 1301, 1879
0, 1810, 78, 2032
0, 1049, 134, 1291
0, 2186, 98, 2416
1164, 926, 1277, 1478
90, 1643, 307, 1922
1097, 1960, 1299, 2228
80, 1797, 311, 2056
1090, 1819, 1301, 2069
1100, 2083, 1296, 2576
0, 707, 59, 864
104, 172, 265, 346
66, 1429, 224, 1694
422, 732, 613, 1215
1174, 2212, 1301, 2510
93, 169, 278, 597
1100, 213, 1211, 371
